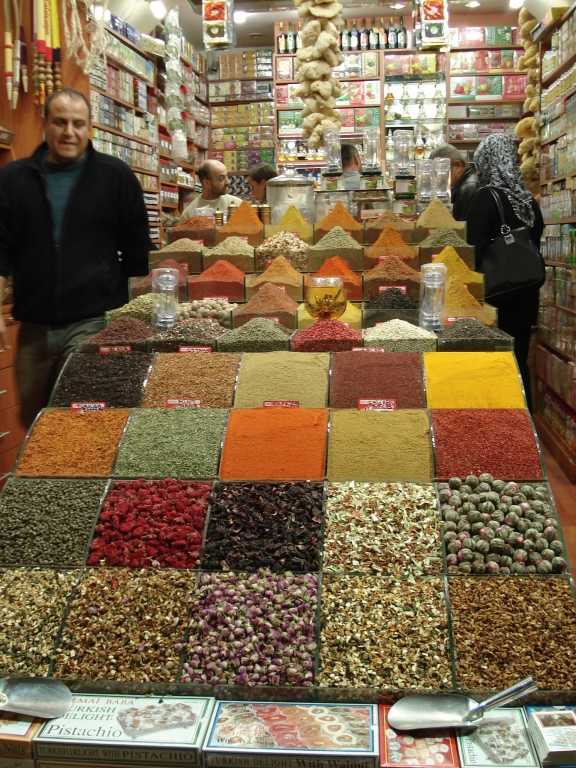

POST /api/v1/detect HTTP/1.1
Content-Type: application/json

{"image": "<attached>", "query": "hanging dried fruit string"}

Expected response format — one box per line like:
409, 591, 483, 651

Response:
4, 0, 13, 102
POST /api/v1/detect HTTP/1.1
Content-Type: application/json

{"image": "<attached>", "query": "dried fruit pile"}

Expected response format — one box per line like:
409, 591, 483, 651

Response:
88, 480, 211, 569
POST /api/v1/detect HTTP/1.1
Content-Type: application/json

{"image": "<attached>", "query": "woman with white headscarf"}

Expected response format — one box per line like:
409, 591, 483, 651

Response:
466, 134, 544, 409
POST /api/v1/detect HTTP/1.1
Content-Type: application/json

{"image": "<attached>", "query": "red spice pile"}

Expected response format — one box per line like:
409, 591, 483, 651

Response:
187, 259, 245, 301
87, 479, 211, 568
291, 320, 362, 352
305, 257, 362, 300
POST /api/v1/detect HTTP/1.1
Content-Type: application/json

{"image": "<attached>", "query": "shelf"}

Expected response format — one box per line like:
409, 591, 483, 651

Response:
193, 118, 211, 128
280, 160, 326, 166
180, 56, 207, 79
0, 144, 12, 151
539, 335, 576, 364
131, 166, 160, 176
194, 142, 209, 150
533, 410, 576, 484
159, 151, 173, 160
194, 94, 210, 107
179, 161, 195, 171
542, 83, 576, 115
90, 85, 148, 114
542, 300, 576, 317
105, 52, 153, 87
448, 99, 523, 105
541, 172, 576, 185
385, 73, 446, 82
450, 45, 524, 51
105, 25, 151, 59
211, 77, 273, 83
161, 202, 180, 209
384, 119, 446, 125
540, 133, 566, 147
447, 114, 520, 120
178, 183, 195, 189
543, 217, 576, 225
544, 261, 576, 268
542, 49, 576, 89
92, 122, 158, 148
450, 137, 519, 143
210, 99, 274, 106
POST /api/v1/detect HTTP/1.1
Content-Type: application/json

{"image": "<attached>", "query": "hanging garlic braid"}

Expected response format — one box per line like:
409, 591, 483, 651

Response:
61, 0, 108, 74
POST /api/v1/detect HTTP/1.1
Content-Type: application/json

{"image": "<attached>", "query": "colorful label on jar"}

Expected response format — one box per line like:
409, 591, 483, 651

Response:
358, 398, 396, 411
379, 285, 407, 294
99, 345, 132, 354
446, 316, 477, 324
321, 177, 344, 191
263, 400, 300, 407
179, 346, 213, 353
259, 284, 286, 292
360, 175, 384, 190
395, 179, 416, 195
70, 403, 107, 412
166, 398, 203, 408
352, 347, 386, 352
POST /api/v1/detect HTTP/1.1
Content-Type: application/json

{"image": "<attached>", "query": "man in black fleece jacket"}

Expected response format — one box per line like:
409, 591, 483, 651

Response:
0, 88, 152, 427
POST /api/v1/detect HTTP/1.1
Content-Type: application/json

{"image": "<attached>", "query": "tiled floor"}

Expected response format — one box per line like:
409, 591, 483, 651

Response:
543, 445, 576, 569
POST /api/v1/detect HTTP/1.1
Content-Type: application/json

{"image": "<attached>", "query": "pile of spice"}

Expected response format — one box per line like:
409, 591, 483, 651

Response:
365, 287, 417, 309
328, 409, 433, 481
202, 482, 323, 571
449, 577, 576, 690
114, 408, 228, 479
79, 317, 157, 352
264, 205, 314, 243
363, 257, 421, 300
203, 236, 255, 272
0, 479, 106, 566
148, 318, 226, 352
416, 199, 460, 234
318, 575, 451, 689
141, 353, 240, 408
216, 201, 263, 245
217, 317, 292, 353
433, 247, 484, 299
330, 351, 425, 408
445, 275, 483, 311
315, 201, 363, 244
16, 410, 129, 477
187, 260, 245, 303
53, 568, 194, 682
0, 569, 78, 676
323, 482, 442, 576
364, 319, 436, 352
365, 225, 419, 267
220, 408, 328, 481
169, 215, 215, 247
365, 209, 414, 245
233, 283, 298, 330
246, 256, 304, 301
87, 479, 211, 568
424, 351, 525, 408
373, 224, 407, 247
419, 227, 468, 248
432, 409, 544, 479
308, 226, 364, 270
439, 475, 566, 576
129, 260, 188, 302
234, 351, 330, 408
51, 353, 154, 408
106, 293, 156, 325
291, 320, 362, 352
255, 230, 309, 271
152, 237, 204, 274
183, 571, 318, 686
177, 298, 237, 328
305, 256, 362, 300
437, 318, 512, 352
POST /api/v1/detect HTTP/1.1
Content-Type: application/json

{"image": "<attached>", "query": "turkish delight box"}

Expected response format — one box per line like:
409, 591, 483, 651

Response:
364, 80, 380, 105
203, 702, 379, 768
503, 74, 527, 99
477, 75, 502, 100
450, 77, 476, 101
0, 715, 43, 761
335, 81, 351, 105
526, 706, 576, 767
355, 107, 380, 129
349, 81, 365, 105
33, 695, 216, 766
379, 706, 459, 768
456, 708, 538, 768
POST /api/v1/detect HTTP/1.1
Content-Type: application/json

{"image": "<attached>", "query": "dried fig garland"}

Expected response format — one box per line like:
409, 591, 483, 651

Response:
318, 575, 452, 689
323, 483, 442, 576
449, 577, 576, 690
53, 568, 195, 682
0, 569, 79, 676
202, 482, 323, 572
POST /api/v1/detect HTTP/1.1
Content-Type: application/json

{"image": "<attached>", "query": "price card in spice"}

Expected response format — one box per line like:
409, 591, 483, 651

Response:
259, 284, 286, 292
179, 346, 213, 353
358, 398, 396, 411
446, 316, 476, 324
352, 347, 386, 352
99, 345, 132, 354
380, 285, 406, 294
70, 403, 107, 412
263, 400, 300, 407
202, 297, 229, 302
166, 398, 202, 408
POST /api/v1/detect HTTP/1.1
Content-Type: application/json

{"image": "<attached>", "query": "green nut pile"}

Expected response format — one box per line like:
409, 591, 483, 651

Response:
440, 475, 566, 575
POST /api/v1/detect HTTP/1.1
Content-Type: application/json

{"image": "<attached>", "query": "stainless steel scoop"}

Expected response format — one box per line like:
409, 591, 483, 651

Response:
0, 678, 72, 719
387, 677, 538, 731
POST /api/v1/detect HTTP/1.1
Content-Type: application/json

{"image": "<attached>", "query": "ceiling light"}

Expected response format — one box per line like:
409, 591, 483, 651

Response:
91, 2, 110, 21
248, 31, 263, 37
149, 0, 167, 18
391, 2, 405, 7
464, 1, 481, 6
509, 0, 524, 7
234, 10, 247, 22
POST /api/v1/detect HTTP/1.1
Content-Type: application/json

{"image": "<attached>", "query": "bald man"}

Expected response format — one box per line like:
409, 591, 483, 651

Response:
180, 159, 242, 220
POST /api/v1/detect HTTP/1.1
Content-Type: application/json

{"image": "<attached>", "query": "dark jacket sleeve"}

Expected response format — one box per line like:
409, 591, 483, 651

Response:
115, 165, 155, 277
465, 186, 500, 254
453, 172, 480, 221
0, 166, 14, 278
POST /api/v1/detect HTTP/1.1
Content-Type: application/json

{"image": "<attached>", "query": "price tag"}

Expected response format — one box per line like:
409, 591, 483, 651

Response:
166, 398, 202, 408
352, 347, 386, 352
263, 400, 299, 407
360, 210, 381, 220
71, 402, 107, 412
358, 398, 396, 411
379, 286, 407, 294
267, 317, 280, 323
179, 346, 213, 353
229, 236, 249, 242
379, 254, 405, 261
99, 345, 132, 354
259, 284, 286, 292
193, 239, 204, 246
345, 230, 353, 236
446, 316, 477, 325
202, 296, 229, 301
291, 232, 301, 239
428, 228, 438, 235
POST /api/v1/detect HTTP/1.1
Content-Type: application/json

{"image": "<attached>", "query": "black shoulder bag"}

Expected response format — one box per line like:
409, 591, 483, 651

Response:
477, 187, 546, 301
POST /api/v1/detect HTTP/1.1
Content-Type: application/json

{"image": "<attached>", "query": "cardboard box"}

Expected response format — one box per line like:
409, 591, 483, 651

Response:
355, 107, 380, 129
450, 77, 476, 100
0, 715, 42, 761
486, 25, 513, 46
456, 708, 537, 768
503, 74, 527, 99
457, 27, 485, 46
364, 80, 380, 104
361, 51, 379, 77
349, 81, 365, 105
476, 75, 502, 100
337, 107, 355, 131
379, 706, 459, 768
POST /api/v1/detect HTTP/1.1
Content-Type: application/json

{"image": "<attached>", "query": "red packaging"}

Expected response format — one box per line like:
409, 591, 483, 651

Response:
474, 50, 489, 72
337, 108, 355, 130
488, 50, 502, 71
503, 74, 527, 99
379, 706, 460, 768
275, 84, 289, 105
457, 26, 486, 46
349, 81, 365, 104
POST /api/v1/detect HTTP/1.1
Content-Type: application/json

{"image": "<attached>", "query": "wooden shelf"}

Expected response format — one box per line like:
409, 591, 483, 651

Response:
132, 167, 160, 176
541, 172, 576, 185
180, 56, 207, 79
534, 411, 576, 483
105, 25, 151, 59
105, 52, 153, 87
159, 151, 173, 160
193, 117, 211, 128
210, 99, 274, 106
448, 99, 523, 105
450, 45, 524, 51
542, 49, 576, 89
543, 217, 576, 225
194, 142, 209, 150
544, 261, 576, 268
92, 122, 158, 148
161, 202, 180, 209
542, 83, 576, 114
0, 143, 13, 151
541, 300, 576, 317
447, 114, 520, 120
541, 133, 567, 147
539, 336, 576, 364
211, 77, 273, 83
451, 137, 519, 143
91, 85, 148, 114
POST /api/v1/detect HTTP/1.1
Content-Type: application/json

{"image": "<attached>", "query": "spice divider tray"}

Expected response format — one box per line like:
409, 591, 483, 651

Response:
149, 247, 203, 275
263, 223, 314, 247
419, 244, 475, 270
215, 329, 291, 353
436, 329, 514, 352
361, 307, 421, 329
440, 302, 498, 328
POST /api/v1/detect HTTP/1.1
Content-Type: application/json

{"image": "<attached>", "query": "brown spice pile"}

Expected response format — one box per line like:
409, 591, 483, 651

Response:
445, 275, 482, 309
363, 256, 421, 300
366, 210, 414, 245
218, 201, 263, 236
233, 283, 298, 329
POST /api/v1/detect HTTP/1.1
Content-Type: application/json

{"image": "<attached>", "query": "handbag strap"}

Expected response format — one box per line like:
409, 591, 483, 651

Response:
487, 187, 512, 235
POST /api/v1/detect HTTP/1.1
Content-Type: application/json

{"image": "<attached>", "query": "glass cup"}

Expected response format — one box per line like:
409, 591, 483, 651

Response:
305, 277, 347, 321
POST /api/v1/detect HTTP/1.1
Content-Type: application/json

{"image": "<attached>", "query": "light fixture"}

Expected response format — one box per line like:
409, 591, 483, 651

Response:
234, 10, 247, 23
248, 31, 263, 37
509, 0, 524, 8
149, 0, 167, 18
464, 1, 481, 6
391, 2, 405, 7
91, 2, 110, 21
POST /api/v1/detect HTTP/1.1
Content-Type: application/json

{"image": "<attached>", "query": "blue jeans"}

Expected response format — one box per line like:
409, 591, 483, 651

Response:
15, 317, 105, 428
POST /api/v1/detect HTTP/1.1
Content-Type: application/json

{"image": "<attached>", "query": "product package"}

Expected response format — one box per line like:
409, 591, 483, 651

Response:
526, 706, 576, 767
0, 714, 43, 768
456, 709, 538, 768
379, 706, 459, 768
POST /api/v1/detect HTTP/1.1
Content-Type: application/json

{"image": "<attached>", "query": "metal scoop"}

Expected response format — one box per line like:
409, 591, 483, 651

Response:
387, 677, 538, 732
0, 678, 72, 719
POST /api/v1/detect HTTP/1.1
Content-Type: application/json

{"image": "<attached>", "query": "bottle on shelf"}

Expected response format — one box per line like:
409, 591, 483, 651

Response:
350, 19, 359, 50
296, 22, 303, 49
369, 18, 378, 50
277, 22, 287, 54
341, 19, 350, 51
397, 16, 407, 48
360, 18, 369, 50
287, 22, 296, 53
388, 17, 397, 49
378, 17, 388, 49
414, 131, 425, 159
412, 6, 422, 48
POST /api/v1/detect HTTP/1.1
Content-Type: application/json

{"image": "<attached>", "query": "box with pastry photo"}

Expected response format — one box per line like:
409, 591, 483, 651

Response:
33, 694, 216, 766
379, 706, 459, 768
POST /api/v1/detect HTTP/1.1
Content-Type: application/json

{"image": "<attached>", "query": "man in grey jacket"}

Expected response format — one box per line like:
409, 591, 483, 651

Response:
430, 144, 480, 220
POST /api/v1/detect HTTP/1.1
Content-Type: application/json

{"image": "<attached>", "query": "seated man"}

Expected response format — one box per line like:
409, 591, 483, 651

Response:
181, 159, 242, 219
